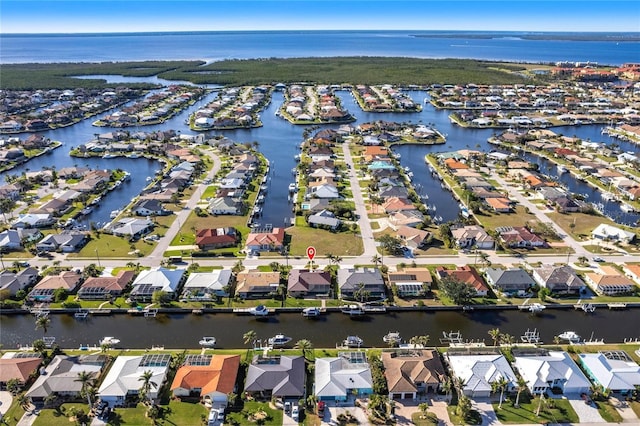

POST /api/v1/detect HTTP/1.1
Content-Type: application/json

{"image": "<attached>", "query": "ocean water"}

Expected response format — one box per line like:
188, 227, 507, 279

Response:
1, 30, 639, 64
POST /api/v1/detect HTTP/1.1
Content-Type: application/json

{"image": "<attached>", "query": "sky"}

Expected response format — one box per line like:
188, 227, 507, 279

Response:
1, 1, 639, 34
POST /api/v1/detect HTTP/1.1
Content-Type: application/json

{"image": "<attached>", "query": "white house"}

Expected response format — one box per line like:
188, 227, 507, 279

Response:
180, 270, 232, 301
315, 355, 373, 401
445, 353, 517, 398
591, 223, 635, 244
513, 351, 591, 395
129, 267, 186, 302
579, 352, 640, 395
451, 225, 495, 249
98, 354, 171, 407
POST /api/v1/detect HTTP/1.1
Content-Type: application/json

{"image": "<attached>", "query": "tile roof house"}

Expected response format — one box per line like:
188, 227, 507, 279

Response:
208, 197, 244, 215
485, 268, 536, 295
171, 354, 240, 406
98, 354, 171, 407
245, 227, 285, 253
579, 352, 640, 394
26, 354, 107, 403
585, 266, 636, 296
195, 227, 238, 250
287, 269, 332, 298
436, 266, 488, 296
28, 271, 83, 302
382, 350, 446, 400
0, 352, 42, 387
622, 264, 640, 285
129, 267, 186, 302
235, 270, 280, 299
315, 354, 373, 401
77, 270, 135, 300
244, 355, 305, 399
387, 268, 433, 297
382, 197, 415, 214
388, 210, 424, 229
451, 225, 494, 249
337, 267, 386, 300
180, 270, 233, 301
497, 226, 546, 248
396, 226, 431, 250
532, 265, 585, 295
445, 353, 517, 398
514, 351, 591, 395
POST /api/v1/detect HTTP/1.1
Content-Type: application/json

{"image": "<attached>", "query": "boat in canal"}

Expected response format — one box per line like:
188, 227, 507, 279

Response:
621, 203, 636, 213
302, 307, 321, 318
558, 331, 581, 343
340, 304, 365, 316
99, 336, 121, 346
343, 335, 363, 348
247, 305, 269, 316
383, 331, 401, 344
268, 334, 292, 347
199, 336, 217, 347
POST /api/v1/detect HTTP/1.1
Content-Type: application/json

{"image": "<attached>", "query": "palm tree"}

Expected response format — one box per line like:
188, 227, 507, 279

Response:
514, 376, 528, 408
488, 328, 501, 347
294, 339, 313, 361
75, 371, 96, 410
441, 375, 453, 402
492, 376, 510, 409
371, 254, 382, 267
418, 402, 429, 418
16, 394, 32, 412
138, 370, 157, 405
243, 330, 257, 346
35, 315, 51, 336
417, 335, 430, 347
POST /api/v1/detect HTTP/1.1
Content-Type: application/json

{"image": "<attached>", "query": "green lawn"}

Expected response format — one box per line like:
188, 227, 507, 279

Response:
155, 399, 209, 426
411, 412, 439, 425
33, 403, 90, 426
594, 399, 623, 423
547, 211, 639, 241
1, 396, 27, 426
285, 225, 363, 257
70, 233, 155, 258
492, 396, 579, 424
475, 205, 539, 230
107, 403, 151, 425
226, 401, 283, 426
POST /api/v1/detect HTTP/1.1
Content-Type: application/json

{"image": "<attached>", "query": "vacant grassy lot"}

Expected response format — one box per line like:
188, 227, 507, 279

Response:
492, 396, 579, 424
71, 233, 155, 259
475, 205, 539, 230
286, 225, 363, 257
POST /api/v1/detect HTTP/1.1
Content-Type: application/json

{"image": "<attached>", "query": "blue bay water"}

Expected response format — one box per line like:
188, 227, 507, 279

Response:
1, 30, 639, 64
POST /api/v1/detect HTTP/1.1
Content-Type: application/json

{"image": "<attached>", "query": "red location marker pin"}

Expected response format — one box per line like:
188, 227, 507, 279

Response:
306, 246, 316, 261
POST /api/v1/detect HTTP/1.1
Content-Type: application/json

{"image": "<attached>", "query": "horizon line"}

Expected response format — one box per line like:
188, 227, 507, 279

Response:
3, 29, 640, 36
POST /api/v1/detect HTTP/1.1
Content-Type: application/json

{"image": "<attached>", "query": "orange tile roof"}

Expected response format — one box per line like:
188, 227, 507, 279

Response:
444, 158, 469, 170
171, 355, 240, 396
0, 357, 41, 383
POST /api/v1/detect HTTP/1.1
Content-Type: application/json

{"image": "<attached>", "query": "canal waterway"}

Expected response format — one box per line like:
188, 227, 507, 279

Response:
2, 309, 639, 350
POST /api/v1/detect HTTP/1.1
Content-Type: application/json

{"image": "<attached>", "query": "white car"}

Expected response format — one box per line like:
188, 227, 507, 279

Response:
291, 405, 299, 421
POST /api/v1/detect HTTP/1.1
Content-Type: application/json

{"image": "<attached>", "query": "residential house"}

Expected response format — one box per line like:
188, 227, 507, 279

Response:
287, 269, 332, 298
382, 197, 415, 214
485, 268, 536, 295
451, 226, 494, 249
171, 354, 240, 407
445, 353, 517, 398
532, 265, 585, 295
497, 226, 546, 248
396, 226, 431, 250
195, 227, 238, 250
382, 350, 446, 399
11, 213, 55, 229
129, 267, 186, 302
337, 267, 386, 301
244, 355, 305, 399
245, 227, 285, 253
0, 352, 41, 388
134, 199, 171, 216
235, 270, 280, 299
111, 217, 154, 239
591, 223, 635, 244
585, 266, 636, 296
0, 268, 39, 296
485, 197, 512, 213
208, 197, 244, 215
436, 266, 489, 296
28, 271, 83, 302
0, 229, 27, 251
26, 354, 107, 404
180, 270, 233, 301
387, 268, 433, 297
388, 210, 424, 229
622, 264, 640, 285
315, 354, 373, 401
579, 352, 640, 395
35, 231, 87, 253
307, 209, 341, 230
308, 184, 340, 199
514, 350, 591, 395
77, 270, 135, 300
98, 354, 171, 407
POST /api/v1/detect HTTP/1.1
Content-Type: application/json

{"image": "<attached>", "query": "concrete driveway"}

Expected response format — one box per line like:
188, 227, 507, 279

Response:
322, 400, 368, 426
568, 396, 606, 423
471, 398, 501, 426
392, 397, 454, 426
0, 391, 12, 419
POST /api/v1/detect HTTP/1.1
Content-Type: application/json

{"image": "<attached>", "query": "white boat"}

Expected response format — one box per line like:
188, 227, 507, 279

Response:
80, 206, 93, 215
528, 303, 546, 314
343, 335, 363, 348
601, 192, 615, 202
288, 183, 297, 192
621, 203, 636, 213
110, 210, 121, 219
43, 336, 56, 348
302, 307, 321, 318
268, 334, 292, 346
248, 305, 269, 316
340, 304, 364, 316
199, 337, 217, 347
383, 331, 401, 344
558, 331, 581, 343
557, 164, 568, 174
127, 153, 141, 158
99, 336, 121, 346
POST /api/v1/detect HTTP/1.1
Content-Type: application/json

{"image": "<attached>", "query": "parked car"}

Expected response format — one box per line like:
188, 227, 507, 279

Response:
284, 401, 291, 414
317, 401, 325, 414
292, 405, 299, 421
593, 256, 605, 262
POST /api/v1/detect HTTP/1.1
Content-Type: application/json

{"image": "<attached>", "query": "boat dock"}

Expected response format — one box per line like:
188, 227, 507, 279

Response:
608, 303, 627, 309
